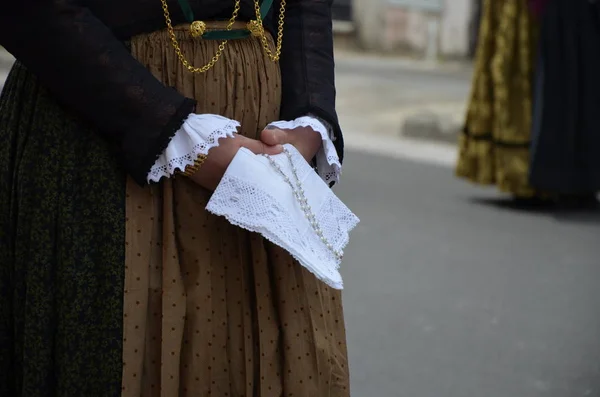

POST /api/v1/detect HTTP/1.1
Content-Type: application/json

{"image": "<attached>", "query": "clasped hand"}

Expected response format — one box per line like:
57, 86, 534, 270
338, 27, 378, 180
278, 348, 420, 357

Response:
188, 125, 321, 191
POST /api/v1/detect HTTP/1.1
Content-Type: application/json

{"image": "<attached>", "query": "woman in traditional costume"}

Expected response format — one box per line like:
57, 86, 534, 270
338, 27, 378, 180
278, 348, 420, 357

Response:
0, 0, 354, 396
456, 0, 541, 199
458, 0, 598, 207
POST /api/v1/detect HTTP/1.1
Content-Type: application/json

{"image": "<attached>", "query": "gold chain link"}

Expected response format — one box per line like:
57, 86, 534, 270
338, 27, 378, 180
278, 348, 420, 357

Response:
160, 0, 241, 73
252, 0, 286, 61
160, 0, 286, 73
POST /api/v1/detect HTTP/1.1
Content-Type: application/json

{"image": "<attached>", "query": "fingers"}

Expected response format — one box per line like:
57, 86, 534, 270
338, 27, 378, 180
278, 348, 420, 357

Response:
260, 127, 289, 146
238, 136, 283, 155
263, 143, 284, 155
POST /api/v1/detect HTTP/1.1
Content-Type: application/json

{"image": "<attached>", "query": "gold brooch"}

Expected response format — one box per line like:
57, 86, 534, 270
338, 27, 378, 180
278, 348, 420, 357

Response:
190, 20, 207, 38
247, 20, 263, 37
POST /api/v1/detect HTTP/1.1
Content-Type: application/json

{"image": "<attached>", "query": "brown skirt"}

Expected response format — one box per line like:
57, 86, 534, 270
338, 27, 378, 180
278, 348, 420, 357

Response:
119, 28, 349, 396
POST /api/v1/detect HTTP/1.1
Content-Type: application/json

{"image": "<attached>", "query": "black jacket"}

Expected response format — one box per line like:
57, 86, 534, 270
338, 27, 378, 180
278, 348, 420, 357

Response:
0, 0, 343, 185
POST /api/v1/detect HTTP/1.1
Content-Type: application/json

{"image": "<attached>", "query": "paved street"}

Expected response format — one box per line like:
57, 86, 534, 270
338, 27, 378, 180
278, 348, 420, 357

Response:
333, 52, 600, 396
2, 47, 599, 397
337, 149, 600, 397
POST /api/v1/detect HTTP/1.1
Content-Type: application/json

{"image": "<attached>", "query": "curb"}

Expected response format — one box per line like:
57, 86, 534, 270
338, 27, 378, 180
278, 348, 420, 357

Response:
399, 103, 466, 144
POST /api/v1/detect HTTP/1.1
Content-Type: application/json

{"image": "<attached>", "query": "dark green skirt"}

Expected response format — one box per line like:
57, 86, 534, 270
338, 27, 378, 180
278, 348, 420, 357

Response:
0, 61, 126, 397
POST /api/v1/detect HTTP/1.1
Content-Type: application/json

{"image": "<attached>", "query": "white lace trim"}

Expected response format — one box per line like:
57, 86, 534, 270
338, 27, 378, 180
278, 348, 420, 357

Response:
267, 116, 342, 184
206, 145, 359, 289
147, 114, 240, 183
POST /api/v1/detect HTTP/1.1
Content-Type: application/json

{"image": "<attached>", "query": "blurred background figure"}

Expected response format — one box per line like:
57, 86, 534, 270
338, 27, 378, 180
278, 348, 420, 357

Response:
456, 0, 541, 201
529, 0, 600, 207
457, 0, 599, 208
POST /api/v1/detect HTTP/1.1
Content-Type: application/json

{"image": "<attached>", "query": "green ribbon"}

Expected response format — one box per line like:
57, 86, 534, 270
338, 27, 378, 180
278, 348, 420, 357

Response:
203, 29, 250, 40
177, 0, 195, 23
258, 0, 275, 20
176, 0, 275, 40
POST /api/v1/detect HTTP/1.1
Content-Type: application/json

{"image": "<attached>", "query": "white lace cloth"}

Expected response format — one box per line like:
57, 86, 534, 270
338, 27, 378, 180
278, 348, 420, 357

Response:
205, 144, 359, 289
148, 114, 342, 184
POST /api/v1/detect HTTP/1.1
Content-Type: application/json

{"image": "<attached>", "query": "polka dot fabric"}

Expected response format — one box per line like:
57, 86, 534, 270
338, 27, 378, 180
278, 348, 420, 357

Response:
121, 27, 350, 397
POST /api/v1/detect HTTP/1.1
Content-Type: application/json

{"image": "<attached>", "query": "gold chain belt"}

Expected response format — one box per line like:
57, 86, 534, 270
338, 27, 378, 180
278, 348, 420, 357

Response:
160, 0, 286, 74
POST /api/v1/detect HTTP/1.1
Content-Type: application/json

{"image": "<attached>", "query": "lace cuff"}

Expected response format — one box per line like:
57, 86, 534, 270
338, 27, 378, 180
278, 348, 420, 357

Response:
267, 116, 342, 185
147, 114, 240, 183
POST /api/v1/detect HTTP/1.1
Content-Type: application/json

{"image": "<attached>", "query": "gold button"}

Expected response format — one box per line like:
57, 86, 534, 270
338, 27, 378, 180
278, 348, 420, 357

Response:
190, 21, 206, 38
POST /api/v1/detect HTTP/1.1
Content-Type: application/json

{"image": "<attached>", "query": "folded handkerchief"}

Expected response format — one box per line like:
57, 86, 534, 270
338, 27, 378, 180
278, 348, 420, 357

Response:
206, 144, 359, 289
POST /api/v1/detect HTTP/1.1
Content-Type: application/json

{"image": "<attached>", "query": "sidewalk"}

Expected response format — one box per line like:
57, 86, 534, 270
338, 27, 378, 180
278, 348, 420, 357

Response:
333, 46, 472, 144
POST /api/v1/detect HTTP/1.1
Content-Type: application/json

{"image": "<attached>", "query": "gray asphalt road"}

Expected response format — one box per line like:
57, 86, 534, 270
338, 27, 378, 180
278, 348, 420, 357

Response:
336, 150, 600, 397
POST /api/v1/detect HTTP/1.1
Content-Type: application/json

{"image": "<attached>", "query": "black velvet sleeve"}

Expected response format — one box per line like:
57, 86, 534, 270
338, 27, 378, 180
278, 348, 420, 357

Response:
277, 0, 345, 164
0, 0, 196, 186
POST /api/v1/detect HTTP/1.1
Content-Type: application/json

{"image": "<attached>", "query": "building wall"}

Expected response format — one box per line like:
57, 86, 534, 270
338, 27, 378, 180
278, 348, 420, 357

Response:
351, 0, 386, 51
351, 0, 474, 58
439, 0, 473, 57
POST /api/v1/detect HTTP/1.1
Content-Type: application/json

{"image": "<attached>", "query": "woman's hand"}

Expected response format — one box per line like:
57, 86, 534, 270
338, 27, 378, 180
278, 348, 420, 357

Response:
187, 135, 283, 191
260, 126, 322, 163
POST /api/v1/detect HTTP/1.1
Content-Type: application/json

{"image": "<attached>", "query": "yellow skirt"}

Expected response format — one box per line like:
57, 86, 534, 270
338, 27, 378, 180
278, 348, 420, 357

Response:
456, 0, 540, 197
